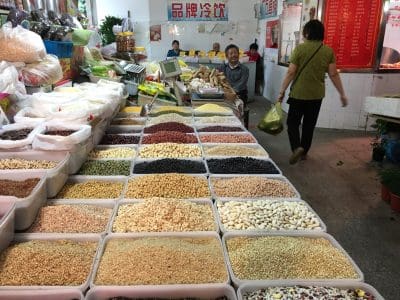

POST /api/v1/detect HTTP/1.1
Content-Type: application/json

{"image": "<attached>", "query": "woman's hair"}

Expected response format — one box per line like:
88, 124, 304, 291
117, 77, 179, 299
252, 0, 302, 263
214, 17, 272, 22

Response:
303, 20, 324, 41
172, 40, 180, 46
225, 44, 239, 54
249, 43, 258, 51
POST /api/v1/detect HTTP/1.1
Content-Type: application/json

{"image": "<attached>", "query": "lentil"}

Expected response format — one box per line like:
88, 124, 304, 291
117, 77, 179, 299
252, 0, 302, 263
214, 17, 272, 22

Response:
142, 131, 197, 144
56, 180, 124, 199
198, 126, 243, 132
195, 116, 240, 125
211, 177, 296, 198
243, 286, 376, 300
0, 128, 32, 140
205, 145, 268, 157
88, 147, 136, 159
44, 130, 76, 136
147, 113, 192, 125
0, 158, 57, 170
28, 204, 112, 233
0, 240, 97, 286
78, 160, 131, 176
144, 122, 194, 134
134, 159, 206, 174
217, 200, 322, 231
111, 118, 145, 126
207, 158, 279, 174
101, 134, 140, 145
126, 174, 210, 199
226, 236, 359, 280
0, 178, 40, 198
200, 134, 256, 143
95, 237, 227, 285
139, 143, 202, 159
194, 104, 232, 115
112, 198, 216, 232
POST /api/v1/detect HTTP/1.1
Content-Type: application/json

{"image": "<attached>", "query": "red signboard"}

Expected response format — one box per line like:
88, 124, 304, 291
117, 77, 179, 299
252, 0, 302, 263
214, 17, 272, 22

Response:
323, 0, 383, 69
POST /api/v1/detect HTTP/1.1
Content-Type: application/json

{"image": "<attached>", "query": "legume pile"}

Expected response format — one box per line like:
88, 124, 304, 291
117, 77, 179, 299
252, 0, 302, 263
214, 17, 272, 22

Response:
101, 134, 140, 145
95, 237, 227, 285
112, 198, 216, 232
0, 128, 32, 140
28, 204, 112, 233
226, 236, 359, 280
126, 174, 210, 199
205, 145, 268, 157
217, 200, 322, 231
243, 286, 375, 300
200, 134, 256, 143
194, 104, 232, 115
0, 178, 40, 198
198, 126, 243, 132
211, 177, 297, 198
111, 119, 145, 126
0, 240, 97, 286
142, 131, 197, 144
78, 160, 131, 176
195, 116, 240, 125
56, 180, 124, 199
147, 113, 192, 125
0, 158, 57, 169
88, 147, 136, 159
207, 157, 280, 174
44, 130, 76, 136
139, 143, 202, 159
144, 122, 194, 134
134, 159, 206, 174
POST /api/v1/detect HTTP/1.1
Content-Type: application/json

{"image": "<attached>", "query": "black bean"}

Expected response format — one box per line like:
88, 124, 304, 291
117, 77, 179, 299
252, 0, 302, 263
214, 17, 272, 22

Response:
0, 128, 33, 140
134, 159, 206, 174
101, 134, 140, 145
207, 157, 280, 174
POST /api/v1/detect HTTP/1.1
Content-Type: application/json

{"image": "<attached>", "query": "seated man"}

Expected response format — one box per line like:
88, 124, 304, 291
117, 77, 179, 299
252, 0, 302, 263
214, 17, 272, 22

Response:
219, 44, 249, 104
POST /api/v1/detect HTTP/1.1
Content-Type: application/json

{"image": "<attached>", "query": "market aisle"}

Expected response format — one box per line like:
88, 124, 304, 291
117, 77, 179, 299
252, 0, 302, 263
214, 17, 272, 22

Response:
248, 97, 400, 300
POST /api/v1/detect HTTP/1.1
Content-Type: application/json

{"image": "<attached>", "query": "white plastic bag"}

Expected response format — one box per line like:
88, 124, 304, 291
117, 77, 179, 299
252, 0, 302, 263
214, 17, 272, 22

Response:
32, 121, 92, 151
0, 23, 46, 63
20, 55, 63, 87
0, 61, 26, 95
0, 123, 43, 149
13, 107, 46, 125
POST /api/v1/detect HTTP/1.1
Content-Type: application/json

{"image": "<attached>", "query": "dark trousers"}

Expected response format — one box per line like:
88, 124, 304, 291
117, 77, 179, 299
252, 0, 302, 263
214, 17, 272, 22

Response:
287, 98, 322, 154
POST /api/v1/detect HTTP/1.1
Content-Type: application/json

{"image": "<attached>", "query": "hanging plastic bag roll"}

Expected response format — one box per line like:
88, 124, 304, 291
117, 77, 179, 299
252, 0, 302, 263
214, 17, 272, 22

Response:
32, 121, 92, 151
257, 102, 284, 135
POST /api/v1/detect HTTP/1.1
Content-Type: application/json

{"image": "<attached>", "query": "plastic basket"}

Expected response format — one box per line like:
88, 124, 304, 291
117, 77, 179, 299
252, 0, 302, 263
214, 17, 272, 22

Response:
44, 40, 73, 59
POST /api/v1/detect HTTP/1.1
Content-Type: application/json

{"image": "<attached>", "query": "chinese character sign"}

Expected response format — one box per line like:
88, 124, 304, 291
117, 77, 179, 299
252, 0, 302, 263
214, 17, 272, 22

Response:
259, 0, 277, 19
168, 0, 229, 21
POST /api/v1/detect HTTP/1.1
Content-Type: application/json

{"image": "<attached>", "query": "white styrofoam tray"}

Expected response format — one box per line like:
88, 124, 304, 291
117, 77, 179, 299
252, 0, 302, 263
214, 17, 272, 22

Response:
214, 198, 327, 234
0, 199, 15, 253
205, 157, 282, 176
0, 171, 47, 230
0, 289, 83, 300
237, 281, 384, 300
222, 231, 364, 288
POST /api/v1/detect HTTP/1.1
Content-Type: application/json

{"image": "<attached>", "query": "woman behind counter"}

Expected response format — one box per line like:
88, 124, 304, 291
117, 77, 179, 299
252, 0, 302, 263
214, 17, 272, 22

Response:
167, 40, 181, 58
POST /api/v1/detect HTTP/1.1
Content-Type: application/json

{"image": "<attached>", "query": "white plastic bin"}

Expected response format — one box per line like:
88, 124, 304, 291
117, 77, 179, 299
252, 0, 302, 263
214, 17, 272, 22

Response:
0, 289, 83, 300
0, 200, 15, 252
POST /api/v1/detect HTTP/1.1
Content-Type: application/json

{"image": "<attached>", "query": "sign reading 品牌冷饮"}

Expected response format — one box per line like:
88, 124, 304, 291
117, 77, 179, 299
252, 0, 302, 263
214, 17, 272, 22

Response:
167, 0, 229, 21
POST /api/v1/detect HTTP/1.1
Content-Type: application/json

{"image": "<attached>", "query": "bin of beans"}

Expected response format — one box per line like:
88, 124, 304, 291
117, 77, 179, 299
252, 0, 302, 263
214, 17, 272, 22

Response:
147, 113, 193, 125
78, 160, 131, 176
141, 132, 198, 144
238, 282, 384, 300
111, 118, 146, 126
144, 122, 195, 134
150, 106, 193, 117
106, 126, 143, 135
88, 146, 137, 160
199, 134, 257, 144
138, 143, 202, 159
223, 232, 363, 287
204, 144, 268, 158
0, 123, 42, 150
0, 236, 99, 290
197, 125, 244, 133
119, 106, 143, 116
195, 116, 241, 125
0, 171, 47, 231
86, 284, 236, 300
112, 198, 217, 233
216, 199, 326, 233
93, 233, 228, 285
125, 174, 210, 199
100, 134, 140, 145
27, 202, 113, 234
0, 200, 15, 253
210, 176, 299, 199
0, 289, 84, 299
194, 104, 233, 116
54, 177, 125, 201
206, 158, 281, 175
134, 159, 207, 174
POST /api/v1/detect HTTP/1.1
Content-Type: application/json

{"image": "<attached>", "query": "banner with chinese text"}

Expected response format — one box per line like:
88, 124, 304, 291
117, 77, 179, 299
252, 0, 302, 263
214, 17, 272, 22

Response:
167, 0, 229, 21
259, 0, 277, 19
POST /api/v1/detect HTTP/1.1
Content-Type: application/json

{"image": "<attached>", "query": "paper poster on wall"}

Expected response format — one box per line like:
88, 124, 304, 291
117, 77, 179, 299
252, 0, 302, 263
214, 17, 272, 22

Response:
259, 0, 278, 19
279, 2, 302, 64
380, 3, 400, 68
150, 25, 162, 42
266, 20, 279, 48
167, 0, 229, 21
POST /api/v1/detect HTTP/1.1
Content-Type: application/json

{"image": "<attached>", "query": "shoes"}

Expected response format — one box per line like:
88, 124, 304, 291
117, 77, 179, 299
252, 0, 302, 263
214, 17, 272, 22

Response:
289, 147, 305, 165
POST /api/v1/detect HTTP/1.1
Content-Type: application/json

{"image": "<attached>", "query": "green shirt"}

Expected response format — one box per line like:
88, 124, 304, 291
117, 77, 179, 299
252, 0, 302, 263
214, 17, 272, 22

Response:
289, 40, 335, 100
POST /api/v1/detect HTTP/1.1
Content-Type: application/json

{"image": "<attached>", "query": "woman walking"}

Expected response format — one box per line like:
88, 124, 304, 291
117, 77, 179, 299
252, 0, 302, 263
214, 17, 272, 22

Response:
278, 20, 348, 165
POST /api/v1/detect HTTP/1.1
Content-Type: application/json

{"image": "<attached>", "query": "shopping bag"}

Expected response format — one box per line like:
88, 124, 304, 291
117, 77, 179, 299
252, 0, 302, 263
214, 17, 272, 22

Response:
257, 102, 284, 135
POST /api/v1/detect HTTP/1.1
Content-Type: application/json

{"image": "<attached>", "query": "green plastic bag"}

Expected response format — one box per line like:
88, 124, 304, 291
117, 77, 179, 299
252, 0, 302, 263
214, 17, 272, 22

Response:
257, 102, 284, 135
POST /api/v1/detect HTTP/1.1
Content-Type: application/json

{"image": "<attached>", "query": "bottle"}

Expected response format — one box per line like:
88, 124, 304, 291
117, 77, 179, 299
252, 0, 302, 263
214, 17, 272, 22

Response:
122, 10, 134, 32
